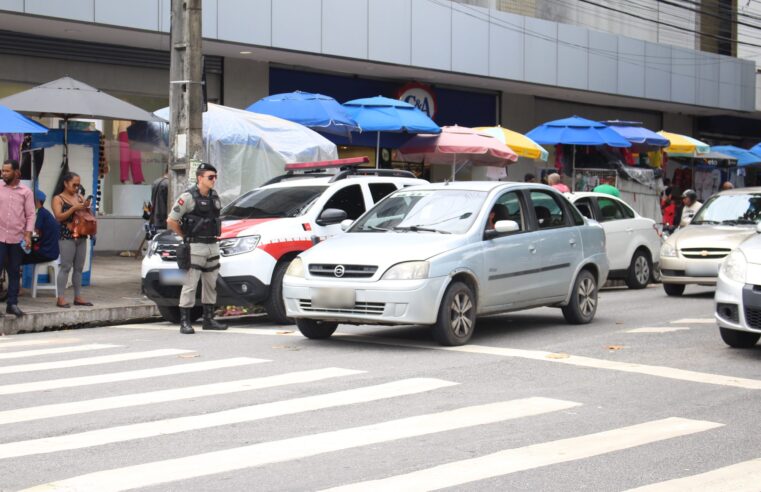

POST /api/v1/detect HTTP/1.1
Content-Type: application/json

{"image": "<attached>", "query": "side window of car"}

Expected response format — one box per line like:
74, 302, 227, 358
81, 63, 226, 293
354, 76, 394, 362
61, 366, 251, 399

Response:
620, 201, 635, 219
597, 197, 625, 222
574, 198, 595, 220
368, 183, 398, 203
323, 184, 366, 220
490, 191, 524, 231
529, 191, 566, 229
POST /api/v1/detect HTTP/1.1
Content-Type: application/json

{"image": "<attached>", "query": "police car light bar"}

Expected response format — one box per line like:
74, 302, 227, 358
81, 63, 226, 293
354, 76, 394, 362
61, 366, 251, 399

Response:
284, 156, 370, 171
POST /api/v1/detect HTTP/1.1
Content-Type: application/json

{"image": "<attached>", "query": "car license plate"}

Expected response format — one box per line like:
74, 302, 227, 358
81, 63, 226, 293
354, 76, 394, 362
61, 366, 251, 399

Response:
159, 269, 186, 286
686, 263, 719, 277
312, 288, 355, 309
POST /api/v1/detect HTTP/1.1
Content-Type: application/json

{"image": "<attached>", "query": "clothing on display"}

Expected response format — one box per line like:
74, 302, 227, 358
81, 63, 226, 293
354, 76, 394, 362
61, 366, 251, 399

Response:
118, 131, 144, 184
5, 133, 23, 162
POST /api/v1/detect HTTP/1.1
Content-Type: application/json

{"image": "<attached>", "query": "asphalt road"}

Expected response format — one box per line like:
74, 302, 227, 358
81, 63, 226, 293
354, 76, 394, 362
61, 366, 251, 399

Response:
1, 283, 760, 491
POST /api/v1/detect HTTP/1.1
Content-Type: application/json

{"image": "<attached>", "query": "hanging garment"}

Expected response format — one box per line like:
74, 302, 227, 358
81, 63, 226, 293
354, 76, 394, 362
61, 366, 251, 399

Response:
118, 131, 144, 184
6, 133, 23, 162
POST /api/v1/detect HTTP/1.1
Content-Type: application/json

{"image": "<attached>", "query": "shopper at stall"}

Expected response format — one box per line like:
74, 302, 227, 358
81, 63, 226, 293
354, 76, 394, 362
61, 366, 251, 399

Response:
679, 189, 702, 228
0, 159, 35, 317
547, 173, 570, 192
21, 189, 60, 265
661, 188, 679, 234
52, 172, 93, 308
721, 181, 734, 191
167, 162, 228, 334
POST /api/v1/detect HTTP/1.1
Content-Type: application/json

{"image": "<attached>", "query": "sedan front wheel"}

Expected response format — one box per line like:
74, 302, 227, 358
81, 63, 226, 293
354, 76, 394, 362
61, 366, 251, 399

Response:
432, 281, 476, 346
562, 270, 598, 324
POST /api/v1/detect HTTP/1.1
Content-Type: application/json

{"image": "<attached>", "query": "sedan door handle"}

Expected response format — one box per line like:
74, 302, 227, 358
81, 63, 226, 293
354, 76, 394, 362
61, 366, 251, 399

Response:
569, 238, 576, 246
626, 228, 633, 233
528, 245, 537, 254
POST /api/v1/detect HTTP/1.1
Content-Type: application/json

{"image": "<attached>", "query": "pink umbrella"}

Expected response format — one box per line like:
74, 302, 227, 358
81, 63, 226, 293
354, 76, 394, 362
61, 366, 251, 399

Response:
397, 125, 518, 180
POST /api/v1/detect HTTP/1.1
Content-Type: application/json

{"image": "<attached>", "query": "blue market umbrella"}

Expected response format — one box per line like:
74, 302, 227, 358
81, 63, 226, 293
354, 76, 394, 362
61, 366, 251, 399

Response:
603, 120, 669, 153
342, 96, 440, 167
526, 115, 631, 172
247, 91, 360, 137
713, 145, 761, 167
0, 104, 48, 133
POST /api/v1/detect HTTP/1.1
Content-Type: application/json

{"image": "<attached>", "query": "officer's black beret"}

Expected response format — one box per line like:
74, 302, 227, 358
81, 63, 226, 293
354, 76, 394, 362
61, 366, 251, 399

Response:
197, 162, 217, 173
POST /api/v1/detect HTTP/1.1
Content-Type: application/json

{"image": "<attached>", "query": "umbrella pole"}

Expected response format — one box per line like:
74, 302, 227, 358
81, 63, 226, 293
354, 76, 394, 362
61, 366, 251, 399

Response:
376, 132, 380, 169
452, 154, 456, 182
63, 116, 69, 166
572, 145, 576, 191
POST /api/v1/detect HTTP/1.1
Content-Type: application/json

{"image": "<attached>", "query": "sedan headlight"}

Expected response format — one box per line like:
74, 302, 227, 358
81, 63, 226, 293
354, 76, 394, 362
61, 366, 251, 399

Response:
381, 261, 429, 280
285, 257, 305, 278
660, 242, 677, 258
219, 235, 260, 257
721, 250, 747, 283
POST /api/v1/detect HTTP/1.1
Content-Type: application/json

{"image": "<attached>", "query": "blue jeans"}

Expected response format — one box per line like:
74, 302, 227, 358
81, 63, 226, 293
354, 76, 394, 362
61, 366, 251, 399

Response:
0, 242, 22, 306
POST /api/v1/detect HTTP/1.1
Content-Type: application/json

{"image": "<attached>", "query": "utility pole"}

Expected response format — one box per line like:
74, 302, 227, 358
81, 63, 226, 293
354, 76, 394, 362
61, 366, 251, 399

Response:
168, 0, 203, 204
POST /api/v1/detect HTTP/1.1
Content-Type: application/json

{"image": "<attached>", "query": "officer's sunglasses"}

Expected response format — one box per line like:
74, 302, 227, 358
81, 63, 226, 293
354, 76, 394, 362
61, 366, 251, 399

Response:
206, 174, 218, 181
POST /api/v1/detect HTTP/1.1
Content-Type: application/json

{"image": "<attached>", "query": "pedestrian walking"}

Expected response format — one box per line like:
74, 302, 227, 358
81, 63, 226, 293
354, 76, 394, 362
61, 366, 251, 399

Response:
547, 172, 570, 192
166, 163, 227, 334
52, 172, 94, 308
679, 189, 702, 228
21, 189, 60, 265
0, 159, 35, 317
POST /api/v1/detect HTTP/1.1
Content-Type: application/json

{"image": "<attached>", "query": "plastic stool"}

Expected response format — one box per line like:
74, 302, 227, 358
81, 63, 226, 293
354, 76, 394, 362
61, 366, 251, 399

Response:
31, 260, 60, 298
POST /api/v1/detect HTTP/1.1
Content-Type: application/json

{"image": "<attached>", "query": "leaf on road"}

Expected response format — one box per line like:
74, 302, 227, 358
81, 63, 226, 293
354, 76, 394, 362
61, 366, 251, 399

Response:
546, 353, 570, 359
607, 345, 624, 351
272, 345, 301, 351
179, 353, 200, 358
276, 331, 294, 335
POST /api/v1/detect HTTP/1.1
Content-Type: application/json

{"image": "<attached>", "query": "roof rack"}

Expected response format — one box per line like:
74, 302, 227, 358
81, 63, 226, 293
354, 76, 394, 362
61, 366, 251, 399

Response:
329, 168, 418, 182
263, 157, 417, 186
260, 172, 331, 186
284, 156, 369, 171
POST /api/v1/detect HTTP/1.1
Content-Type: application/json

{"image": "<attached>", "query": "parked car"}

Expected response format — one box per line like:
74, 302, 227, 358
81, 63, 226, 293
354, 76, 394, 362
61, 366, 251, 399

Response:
568, 192, 661, 289
141, 167, 427, 324
283, 182, 609, 346
714, 224, 761, 348
660, 187, 761, 296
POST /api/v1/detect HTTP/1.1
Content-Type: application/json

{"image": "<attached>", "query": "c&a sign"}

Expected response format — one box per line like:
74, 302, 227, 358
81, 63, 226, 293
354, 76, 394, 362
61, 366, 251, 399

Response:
397, 82, 437, 119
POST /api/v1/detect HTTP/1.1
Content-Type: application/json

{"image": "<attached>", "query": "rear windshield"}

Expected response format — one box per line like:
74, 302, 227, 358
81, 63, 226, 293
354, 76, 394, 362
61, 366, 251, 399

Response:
692, 193, 761, 225
221, 186, 328, 220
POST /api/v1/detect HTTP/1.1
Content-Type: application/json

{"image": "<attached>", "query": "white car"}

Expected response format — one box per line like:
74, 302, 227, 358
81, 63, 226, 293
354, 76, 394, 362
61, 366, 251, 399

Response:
141, 167, 427, 324
283, 182, 609, 346
568, 192, 661, 289
715, 224, 761, 348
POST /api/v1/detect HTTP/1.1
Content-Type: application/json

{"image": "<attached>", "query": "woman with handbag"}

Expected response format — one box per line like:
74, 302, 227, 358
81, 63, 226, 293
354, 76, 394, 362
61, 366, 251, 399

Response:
52, 172, 94, 308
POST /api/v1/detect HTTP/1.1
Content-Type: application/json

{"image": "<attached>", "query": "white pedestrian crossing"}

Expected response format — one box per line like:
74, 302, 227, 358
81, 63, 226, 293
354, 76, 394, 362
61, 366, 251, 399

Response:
0, 343, 119, 360
0, 367, 363, 424
324, 417, 723, 492
0, 348, 194, 375
625, 457, 761, 491
0, 338, 81, 349
0, 378, 456, 459
21, 398, 580, 492
0, 357, 266, 395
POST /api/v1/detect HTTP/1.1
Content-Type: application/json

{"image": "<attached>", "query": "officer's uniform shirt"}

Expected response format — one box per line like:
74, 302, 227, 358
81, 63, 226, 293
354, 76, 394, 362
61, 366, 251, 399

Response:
168, 185, 221, 308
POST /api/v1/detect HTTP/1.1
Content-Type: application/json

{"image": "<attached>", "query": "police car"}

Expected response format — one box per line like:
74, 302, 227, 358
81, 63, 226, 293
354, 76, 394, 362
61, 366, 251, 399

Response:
141, 158, 427, 324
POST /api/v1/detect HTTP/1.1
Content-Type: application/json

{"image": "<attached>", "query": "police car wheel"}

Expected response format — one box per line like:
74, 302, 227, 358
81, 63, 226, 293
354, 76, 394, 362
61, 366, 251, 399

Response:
296, 319, 338, 339
157, 305, 202, 324
265, 261, 294, 325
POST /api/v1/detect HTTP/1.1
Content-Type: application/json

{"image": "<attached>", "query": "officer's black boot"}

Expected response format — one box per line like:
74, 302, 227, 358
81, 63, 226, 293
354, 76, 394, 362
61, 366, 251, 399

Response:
202, 304, 228, 330
179, 308, 195, 335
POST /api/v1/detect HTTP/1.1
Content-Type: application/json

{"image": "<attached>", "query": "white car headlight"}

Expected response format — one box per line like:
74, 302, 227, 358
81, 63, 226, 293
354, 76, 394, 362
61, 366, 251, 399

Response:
285, 257, 305, 278
721, 250, 747, 283
381, 261, 429, 280
660, 242, 677, 258
219, 235, 260, 257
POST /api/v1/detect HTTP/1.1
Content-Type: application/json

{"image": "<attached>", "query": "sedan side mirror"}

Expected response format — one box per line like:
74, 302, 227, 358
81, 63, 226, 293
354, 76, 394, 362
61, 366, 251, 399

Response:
484, 220, 520, 240
340, 219, 353, 231
316, 208, 348, 226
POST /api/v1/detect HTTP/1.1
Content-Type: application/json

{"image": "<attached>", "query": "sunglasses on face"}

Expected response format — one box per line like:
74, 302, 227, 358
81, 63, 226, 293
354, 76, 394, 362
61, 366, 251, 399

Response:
206, 175, 218, 181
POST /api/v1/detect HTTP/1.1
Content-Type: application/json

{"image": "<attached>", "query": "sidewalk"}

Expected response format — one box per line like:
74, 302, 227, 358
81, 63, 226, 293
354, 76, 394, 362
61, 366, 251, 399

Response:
0, 254, 159, 336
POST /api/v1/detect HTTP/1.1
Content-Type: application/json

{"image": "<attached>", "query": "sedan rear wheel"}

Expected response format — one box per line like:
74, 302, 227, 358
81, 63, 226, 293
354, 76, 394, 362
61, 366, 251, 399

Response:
432, 281, 476, 346
719, 327, 761, 348
625, 250, 651, 289
296, 319, 338, 339
663, 283, 685, 296
562, 270, 597, 324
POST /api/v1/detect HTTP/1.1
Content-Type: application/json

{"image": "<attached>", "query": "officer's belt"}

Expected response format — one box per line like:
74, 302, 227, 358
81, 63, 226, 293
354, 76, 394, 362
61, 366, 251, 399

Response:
189, 263, 220, 272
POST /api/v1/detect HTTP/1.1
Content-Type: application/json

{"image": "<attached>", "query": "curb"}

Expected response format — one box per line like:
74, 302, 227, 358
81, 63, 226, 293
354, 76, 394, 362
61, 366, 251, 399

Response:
0, 304, 160, 336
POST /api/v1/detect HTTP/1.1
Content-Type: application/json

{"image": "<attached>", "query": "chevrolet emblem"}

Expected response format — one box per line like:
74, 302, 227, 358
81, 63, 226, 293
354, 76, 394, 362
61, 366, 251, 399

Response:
700, 250, 709, 257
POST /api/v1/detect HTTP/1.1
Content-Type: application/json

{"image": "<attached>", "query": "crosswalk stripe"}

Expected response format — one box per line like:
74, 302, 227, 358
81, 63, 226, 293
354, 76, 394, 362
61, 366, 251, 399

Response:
0, 338, 81, 349
0, 367, 363, 425
671, 318, 714, 324
115, 323, 298, 336
0, 378, 457, 459
0, 357, 266, 396
0, 349, 194, 375
0, 343, 119, 360
334, 336, 761, 390
21, 397, 579, 492
625, 457, 761, 491
324, 417, 723, 492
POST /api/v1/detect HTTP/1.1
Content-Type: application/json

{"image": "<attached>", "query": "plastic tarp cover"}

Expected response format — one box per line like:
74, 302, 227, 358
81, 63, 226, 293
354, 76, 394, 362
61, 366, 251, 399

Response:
154, 104, 337, 205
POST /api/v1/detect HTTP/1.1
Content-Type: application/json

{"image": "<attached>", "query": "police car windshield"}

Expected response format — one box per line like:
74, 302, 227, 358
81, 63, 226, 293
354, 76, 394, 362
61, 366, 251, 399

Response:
221, 186, 328, 219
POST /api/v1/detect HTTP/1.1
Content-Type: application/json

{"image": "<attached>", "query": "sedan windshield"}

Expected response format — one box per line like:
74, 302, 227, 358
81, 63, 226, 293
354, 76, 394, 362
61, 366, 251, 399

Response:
692, 193, 761, 225
221, 186, 327, 220
351, 189, 487, 234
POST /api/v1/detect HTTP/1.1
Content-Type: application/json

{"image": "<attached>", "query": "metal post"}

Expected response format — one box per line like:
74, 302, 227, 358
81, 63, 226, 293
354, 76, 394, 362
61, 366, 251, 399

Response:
168, 0, 204, 205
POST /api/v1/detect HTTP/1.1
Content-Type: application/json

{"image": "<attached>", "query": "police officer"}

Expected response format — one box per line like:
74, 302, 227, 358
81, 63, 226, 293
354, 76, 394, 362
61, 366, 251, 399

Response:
166, 163, 228, 334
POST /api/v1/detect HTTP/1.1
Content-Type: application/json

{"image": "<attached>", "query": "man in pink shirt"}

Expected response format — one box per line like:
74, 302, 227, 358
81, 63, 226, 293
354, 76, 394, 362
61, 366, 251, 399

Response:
547, 173, 571, 193
0, 159, 35, 317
